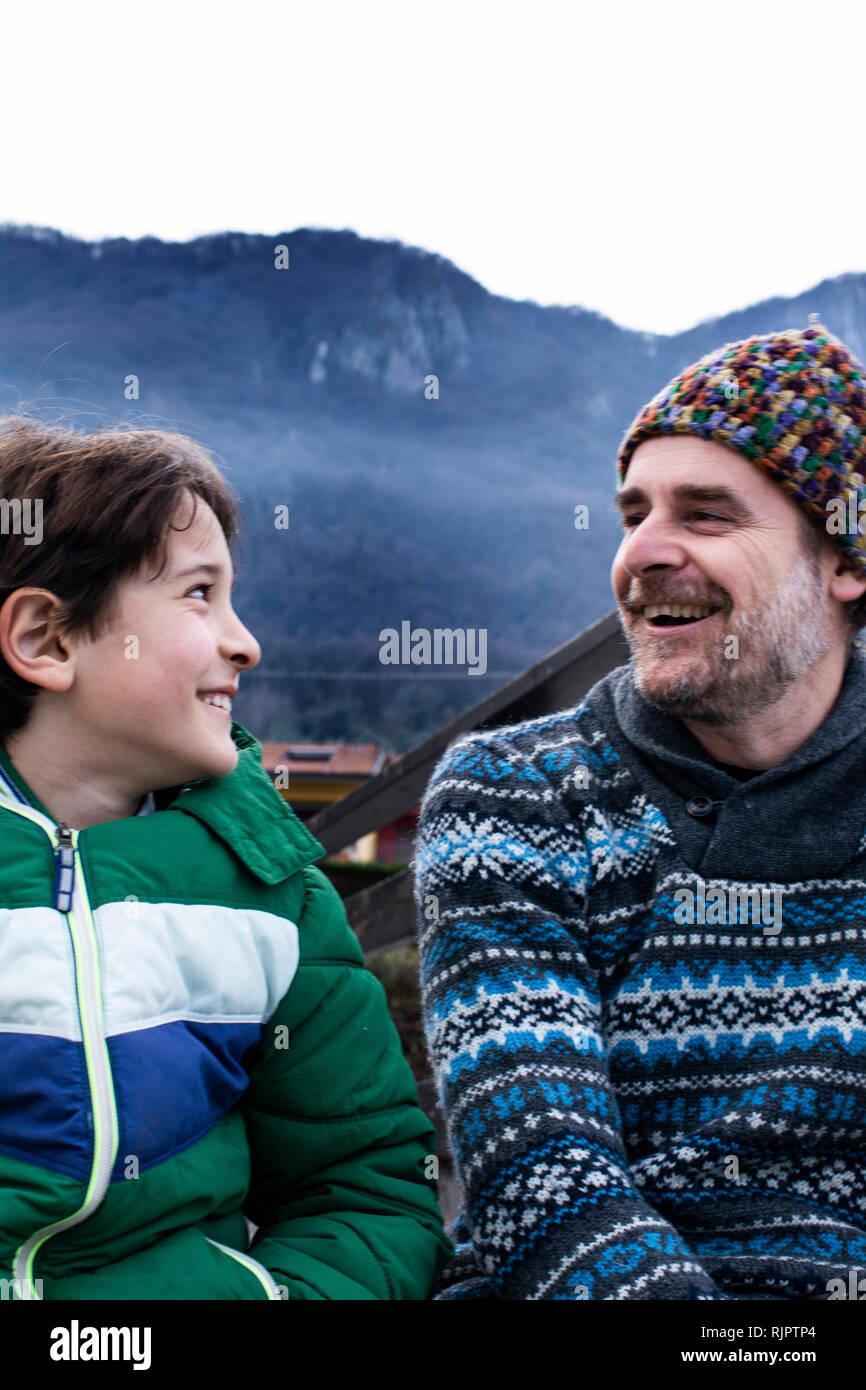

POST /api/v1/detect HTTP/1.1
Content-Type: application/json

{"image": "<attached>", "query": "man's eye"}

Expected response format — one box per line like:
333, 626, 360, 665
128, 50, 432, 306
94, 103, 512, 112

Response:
621, 511, 727, 529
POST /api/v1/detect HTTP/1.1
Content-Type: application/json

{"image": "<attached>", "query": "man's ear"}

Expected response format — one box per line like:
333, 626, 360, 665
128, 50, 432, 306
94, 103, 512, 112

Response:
0, 588, 75, 693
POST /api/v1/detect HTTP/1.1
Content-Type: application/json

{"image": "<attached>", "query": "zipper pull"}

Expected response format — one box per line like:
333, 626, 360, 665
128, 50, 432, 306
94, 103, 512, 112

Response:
53, 823, 75, 913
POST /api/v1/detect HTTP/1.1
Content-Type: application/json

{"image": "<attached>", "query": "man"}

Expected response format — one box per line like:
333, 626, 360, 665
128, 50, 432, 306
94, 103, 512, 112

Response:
413, 319, 866, 1299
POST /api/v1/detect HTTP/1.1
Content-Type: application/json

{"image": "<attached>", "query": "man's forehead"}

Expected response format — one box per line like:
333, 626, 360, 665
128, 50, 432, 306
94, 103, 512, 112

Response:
622, 436, 776, 505
629, 434, 745, 471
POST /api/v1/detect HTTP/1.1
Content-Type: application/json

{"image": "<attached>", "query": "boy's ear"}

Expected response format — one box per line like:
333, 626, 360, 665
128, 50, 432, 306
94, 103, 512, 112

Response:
0, 588, 76, 692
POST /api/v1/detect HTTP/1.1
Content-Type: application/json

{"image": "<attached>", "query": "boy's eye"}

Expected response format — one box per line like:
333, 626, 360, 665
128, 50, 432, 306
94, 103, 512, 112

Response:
187, 583, 213, 600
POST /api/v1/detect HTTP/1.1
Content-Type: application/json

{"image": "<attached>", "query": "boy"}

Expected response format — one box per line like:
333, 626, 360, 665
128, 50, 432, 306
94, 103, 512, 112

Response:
0, 415, 452, 1300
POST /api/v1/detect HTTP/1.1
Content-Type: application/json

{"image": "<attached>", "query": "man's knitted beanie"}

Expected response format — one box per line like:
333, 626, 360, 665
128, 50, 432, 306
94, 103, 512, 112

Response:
615, 315, 866, 581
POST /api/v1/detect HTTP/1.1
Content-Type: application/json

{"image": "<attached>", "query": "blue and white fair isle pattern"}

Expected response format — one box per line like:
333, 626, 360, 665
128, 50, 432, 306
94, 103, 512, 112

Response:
412, 703, 866, 1300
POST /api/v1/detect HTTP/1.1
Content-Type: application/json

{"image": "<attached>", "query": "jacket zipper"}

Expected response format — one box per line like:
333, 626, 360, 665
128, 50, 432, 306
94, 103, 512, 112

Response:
8, 811, 119, 1300
204, 1238, 285, 1299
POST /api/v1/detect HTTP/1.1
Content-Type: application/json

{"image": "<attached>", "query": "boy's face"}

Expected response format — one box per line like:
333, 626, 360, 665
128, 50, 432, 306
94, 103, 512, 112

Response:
56, 492, 261, 791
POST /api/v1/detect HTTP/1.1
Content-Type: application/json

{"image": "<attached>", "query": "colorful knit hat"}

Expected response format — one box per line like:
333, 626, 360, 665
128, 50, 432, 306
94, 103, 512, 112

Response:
615, 315, 866, 580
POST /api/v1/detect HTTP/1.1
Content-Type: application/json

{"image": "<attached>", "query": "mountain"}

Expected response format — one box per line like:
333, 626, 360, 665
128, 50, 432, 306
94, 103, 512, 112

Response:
0, 223, 859, 749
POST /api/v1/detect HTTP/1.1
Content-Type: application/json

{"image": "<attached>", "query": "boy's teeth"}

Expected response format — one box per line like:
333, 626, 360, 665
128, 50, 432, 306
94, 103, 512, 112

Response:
200, 694, 231, 711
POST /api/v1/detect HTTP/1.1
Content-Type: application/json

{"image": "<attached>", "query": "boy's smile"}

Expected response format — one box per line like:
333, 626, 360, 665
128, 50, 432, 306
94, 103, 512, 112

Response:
0, 490, 261, 827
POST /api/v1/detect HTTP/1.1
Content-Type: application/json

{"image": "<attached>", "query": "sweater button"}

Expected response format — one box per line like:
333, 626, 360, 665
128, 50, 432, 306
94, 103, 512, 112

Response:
686, 795, 715, 818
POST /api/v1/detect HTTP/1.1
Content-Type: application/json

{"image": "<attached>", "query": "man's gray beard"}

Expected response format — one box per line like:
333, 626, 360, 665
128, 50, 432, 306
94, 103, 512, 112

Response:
625, 553, 833, 726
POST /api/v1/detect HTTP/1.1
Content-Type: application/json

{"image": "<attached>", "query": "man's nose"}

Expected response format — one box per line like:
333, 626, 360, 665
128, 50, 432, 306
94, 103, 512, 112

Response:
620, 514, 688, 575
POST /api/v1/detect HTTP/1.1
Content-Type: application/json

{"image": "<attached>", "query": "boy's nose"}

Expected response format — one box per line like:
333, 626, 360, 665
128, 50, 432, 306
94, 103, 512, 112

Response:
222, 618, 261, 671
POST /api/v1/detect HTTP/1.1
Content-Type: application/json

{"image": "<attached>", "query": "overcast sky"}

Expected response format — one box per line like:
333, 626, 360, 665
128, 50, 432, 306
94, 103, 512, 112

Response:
3, 1, 863, 335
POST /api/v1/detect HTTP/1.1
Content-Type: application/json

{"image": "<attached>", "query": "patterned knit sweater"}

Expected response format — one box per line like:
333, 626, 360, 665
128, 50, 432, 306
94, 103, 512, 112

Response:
412, 647, 866, 1300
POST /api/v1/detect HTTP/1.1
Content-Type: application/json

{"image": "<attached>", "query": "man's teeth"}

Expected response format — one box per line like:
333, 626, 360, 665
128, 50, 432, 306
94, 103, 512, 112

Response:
643, 604, 716, 620
200, 694, 232, 711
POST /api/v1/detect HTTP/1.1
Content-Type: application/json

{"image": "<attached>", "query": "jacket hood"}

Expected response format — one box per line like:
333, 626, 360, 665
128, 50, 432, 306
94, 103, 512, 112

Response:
0, 721, 326, 886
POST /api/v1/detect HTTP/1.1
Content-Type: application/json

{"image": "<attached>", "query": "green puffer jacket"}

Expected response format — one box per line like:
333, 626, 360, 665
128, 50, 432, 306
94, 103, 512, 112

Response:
0, 721, 452, 1300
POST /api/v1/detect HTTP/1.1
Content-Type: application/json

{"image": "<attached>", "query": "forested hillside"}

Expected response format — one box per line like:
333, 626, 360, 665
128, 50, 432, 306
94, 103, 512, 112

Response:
2, 223, 862, 749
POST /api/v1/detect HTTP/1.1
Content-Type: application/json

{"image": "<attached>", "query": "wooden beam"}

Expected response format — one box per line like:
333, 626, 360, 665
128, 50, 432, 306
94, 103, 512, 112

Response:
309, 609, 628, 854
345, 866, 419, 961
416, 1076, 452, 1159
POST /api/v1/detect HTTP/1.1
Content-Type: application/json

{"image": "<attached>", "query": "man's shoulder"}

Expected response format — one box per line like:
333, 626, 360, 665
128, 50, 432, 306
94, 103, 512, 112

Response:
437, 660, 629, 760
420, 662, 633, 808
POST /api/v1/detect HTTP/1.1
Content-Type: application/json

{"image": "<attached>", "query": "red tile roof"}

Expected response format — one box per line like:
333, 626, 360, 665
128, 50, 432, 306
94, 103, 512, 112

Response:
259, 741, 389, 778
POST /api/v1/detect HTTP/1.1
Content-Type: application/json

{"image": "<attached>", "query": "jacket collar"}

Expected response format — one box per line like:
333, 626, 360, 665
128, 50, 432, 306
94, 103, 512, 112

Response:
175, 722, 326, 883
0, 722, 326, 886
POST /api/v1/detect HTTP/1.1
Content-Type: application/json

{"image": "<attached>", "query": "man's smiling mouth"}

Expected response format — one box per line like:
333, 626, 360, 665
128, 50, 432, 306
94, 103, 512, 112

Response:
641, 603, 722, 629
631, 603, 722, 636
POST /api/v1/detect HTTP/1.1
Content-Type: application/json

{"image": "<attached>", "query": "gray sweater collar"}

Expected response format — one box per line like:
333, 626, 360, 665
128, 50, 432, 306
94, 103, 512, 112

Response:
595, 643, 866, 881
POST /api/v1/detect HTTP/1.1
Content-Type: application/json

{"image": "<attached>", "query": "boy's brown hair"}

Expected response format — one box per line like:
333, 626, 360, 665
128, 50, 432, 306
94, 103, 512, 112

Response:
0, 415, 244, 740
